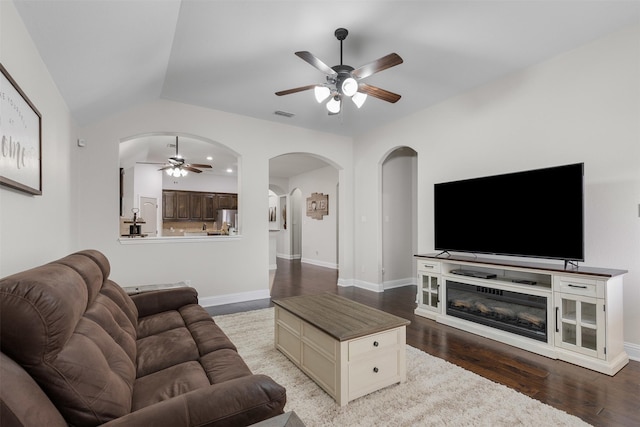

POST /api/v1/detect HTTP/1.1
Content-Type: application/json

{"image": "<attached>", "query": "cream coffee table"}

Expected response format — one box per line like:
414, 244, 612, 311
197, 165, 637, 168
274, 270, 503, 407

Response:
273, 293, 410, 406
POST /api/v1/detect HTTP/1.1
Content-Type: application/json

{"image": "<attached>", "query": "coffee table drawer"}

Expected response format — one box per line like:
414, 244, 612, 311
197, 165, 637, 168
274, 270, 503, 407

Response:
348, 329, 399, 360
348, 351, 399, 399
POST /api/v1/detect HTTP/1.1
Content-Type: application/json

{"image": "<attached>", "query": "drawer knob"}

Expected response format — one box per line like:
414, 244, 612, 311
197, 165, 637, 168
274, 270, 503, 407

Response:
373, 341, 379, 347
373, 367, 379, 373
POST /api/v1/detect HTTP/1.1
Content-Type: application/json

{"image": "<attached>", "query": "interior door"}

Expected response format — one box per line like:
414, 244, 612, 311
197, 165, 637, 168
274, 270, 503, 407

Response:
140, 197, 158, 237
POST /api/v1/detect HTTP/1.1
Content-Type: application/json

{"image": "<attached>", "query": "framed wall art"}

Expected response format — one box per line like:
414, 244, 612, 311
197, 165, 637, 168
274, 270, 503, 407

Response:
306, 192, 328, 220
0, 63, 42, 195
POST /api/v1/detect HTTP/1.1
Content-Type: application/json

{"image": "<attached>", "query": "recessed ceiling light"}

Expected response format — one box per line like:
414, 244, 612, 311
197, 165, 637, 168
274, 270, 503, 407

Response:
206, 156, 213, 161
226, 168, 233, 173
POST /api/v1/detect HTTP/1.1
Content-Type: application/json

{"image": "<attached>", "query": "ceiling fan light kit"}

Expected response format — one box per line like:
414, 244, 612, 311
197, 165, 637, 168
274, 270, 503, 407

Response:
166, 167, 188, 177
314, 85, 331, 103
276, 28, 402, 115
157, 136, 213, 177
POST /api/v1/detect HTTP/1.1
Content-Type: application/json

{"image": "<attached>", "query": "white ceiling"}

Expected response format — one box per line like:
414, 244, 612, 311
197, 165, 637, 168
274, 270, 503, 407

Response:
13, 0, 640, 175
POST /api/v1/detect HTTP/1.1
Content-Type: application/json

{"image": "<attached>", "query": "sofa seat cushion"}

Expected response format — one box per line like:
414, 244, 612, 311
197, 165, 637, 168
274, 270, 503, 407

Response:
131, 361, 210, 411
135, 304, 240, 378
136, 310, 185, 339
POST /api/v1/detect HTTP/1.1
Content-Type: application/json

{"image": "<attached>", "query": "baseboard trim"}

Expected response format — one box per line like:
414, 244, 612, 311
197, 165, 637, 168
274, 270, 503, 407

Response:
301, 258, 338, 270
276, 253, 301, 260
338, 277, 415, 293
383, 277, 416, 290
199, 289, 270, 307
625, 341, 640, 362
338, 278, 383, 293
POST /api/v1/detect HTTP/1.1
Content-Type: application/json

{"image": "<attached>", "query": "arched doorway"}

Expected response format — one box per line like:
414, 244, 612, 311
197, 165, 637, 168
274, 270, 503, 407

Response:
381, 146, 417, 289
269, 153, 340, 272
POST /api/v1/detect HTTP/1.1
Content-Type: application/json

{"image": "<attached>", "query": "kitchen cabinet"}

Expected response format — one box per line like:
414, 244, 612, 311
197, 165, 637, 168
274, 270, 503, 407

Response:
162, 191, 176, 220
162, 191, 192, 220
176, 192, 190, 220
203, 194, 217, 220
162, 190, 236, 221
217, 193, 237, 209
190, 193, 202, 220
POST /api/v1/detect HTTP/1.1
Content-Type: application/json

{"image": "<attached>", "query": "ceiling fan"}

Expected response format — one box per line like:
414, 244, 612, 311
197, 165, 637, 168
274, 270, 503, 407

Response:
157, 136, 212, 177
275, 28, 403, 114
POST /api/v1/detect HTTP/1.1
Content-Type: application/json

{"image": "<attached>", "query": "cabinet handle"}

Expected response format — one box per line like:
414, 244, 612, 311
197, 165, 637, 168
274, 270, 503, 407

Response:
555, 307, 559, 333
373, 341, 379, 347
373, 367, 379, 373
568, 284, 588, 289
422, 264, 434, 269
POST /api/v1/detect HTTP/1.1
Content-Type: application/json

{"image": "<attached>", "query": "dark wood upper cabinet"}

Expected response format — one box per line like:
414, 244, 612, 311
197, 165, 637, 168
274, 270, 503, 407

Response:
162, 190, 236, 221
176, 192, 190, 220
190, 193, 203, 220
163, 191, 177, 220
217, 193, 238, 210
203, 194, 217, 220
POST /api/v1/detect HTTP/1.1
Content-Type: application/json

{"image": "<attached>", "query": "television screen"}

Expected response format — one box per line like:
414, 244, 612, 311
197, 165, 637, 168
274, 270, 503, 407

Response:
434, 163, 584, 261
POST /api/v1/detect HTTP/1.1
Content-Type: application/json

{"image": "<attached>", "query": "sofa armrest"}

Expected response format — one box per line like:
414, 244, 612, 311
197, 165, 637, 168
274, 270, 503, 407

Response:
130, 287, 199, 318
99, 375, 286, 427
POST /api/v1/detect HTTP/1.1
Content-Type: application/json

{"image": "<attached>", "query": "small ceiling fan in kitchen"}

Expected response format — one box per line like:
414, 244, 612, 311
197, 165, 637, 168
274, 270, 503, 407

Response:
275, 28, 403, 114
156, 136, 212, 177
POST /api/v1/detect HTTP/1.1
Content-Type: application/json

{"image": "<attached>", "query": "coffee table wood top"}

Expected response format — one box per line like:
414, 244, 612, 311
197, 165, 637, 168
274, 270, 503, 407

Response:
272, 293, 410, 341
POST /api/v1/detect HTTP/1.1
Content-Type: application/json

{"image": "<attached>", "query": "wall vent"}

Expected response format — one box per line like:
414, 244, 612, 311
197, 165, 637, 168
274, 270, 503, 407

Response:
274, 110, 295, 118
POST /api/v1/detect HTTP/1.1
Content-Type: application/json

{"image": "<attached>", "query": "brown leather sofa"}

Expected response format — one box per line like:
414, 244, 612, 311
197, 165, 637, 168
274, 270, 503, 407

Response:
0, 250, 286, 427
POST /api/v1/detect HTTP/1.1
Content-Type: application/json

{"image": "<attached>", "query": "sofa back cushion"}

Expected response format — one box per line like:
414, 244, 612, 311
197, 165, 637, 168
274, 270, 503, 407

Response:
0, 250, 139, 426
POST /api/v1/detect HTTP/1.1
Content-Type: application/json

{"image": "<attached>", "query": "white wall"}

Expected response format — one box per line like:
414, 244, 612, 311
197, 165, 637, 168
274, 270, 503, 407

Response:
75, 100, 353, 305
353, 25, 640, 348
162, 171, 237, 193
289, 166, 339, 269
0, 1, 77, 277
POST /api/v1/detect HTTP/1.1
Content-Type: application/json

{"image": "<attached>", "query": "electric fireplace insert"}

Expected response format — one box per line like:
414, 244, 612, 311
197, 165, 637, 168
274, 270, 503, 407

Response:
446, 280, 547, 342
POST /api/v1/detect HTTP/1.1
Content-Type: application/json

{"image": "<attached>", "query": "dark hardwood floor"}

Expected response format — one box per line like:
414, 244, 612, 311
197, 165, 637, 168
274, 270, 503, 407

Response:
208, 259, 640, 426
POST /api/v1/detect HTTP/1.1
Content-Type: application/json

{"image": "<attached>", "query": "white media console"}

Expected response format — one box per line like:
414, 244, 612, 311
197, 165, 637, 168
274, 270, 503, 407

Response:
414, 253, 628, 375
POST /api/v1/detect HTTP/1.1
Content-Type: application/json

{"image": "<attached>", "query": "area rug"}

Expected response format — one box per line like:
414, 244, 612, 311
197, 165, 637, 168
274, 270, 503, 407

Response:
214, 308, 590, 427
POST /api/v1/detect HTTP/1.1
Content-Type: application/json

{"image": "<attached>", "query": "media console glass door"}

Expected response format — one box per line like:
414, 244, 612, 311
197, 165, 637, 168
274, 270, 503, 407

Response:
555, 292, 605, 359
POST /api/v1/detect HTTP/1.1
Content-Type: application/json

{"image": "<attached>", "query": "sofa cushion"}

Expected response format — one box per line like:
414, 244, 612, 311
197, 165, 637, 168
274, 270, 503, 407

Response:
136, 326, 200, 377
200, 348, 253, 384
137, 310, 185, 338
131, 361, 210, 410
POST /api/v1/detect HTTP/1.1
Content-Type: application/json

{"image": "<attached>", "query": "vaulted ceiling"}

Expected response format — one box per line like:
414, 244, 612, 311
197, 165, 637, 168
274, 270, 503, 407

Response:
14, 0, 639, 140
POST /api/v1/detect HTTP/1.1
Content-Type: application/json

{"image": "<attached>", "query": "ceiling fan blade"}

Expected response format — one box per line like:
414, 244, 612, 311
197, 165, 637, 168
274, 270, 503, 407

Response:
137, 161, 166, 165
183, 166, 203, 173
351, 53, 403, 80
275, 84, 317, 96
188, 164, 212, 168
358, 83, 402, 103
295, 51, 337, 76
158, 165, 172, 171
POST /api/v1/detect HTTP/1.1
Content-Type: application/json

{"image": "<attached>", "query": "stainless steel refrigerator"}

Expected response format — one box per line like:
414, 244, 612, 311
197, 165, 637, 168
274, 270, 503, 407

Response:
217, 209, 237, 229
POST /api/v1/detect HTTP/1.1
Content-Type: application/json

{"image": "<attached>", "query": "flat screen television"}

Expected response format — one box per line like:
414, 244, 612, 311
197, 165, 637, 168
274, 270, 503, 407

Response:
434, 163, 584, 262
